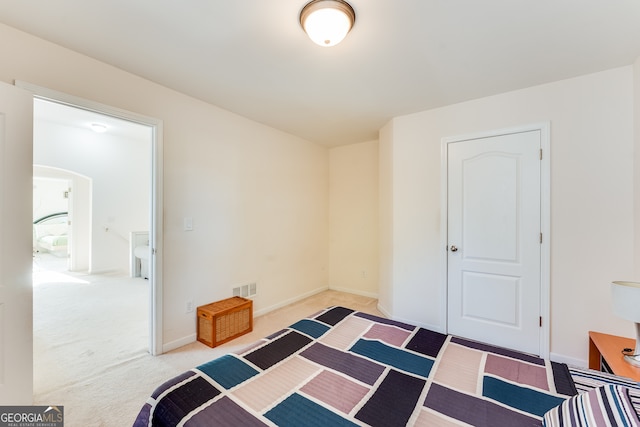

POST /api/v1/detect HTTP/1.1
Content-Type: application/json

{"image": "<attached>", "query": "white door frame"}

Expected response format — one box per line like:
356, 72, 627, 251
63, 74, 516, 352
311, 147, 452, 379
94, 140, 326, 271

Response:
440, 122, 550, 358
16, 80, 164, 356
0, 81, 34, 404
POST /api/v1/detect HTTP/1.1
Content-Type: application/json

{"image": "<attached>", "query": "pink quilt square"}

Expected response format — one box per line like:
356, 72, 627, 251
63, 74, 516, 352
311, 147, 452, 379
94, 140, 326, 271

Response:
300, 370, 370, 414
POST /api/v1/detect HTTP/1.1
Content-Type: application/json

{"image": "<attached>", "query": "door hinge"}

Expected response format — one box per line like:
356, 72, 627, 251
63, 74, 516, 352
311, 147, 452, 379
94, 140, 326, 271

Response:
539, 316, 542, 327
540, 149, 543, 160
540, 233, 543, 244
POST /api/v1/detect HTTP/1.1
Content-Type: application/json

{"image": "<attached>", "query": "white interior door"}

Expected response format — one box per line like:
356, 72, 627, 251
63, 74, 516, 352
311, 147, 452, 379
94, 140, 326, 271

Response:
0, 81, 34, 404
447, 129, 542, 355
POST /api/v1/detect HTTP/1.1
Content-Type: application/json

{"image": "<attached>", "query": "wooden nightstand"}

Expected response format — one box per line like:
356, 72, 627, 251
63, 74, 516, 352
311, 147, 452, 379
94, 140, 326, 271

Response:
588, 331, 640, 382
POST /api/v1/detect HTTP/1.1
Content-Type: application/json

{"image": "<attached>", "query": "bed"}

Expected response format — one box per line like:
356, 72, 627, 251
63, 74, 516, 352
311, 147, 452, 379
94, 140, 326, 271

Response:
134, 306, 640, 426
33, 212, 68, 255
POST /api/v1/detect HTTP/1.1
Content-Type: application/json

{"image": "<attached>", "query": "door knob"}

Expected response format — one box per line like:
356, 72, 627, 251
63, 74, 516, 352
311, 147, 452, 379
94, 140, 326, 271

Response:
450, 245, 458, 252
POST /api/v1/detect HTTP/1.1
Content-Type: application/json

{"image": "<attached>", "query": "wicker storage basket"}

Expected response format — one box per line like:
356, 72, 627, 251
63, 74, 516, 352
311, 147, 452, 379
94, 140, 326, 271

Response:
197, 297, 253, 347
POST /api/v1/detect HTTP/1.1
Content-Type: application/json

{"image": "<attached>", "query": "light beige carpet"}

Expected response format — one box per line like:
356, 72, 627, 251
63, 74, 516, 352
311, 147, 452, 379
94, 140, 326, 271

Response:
33, 256, 383, 426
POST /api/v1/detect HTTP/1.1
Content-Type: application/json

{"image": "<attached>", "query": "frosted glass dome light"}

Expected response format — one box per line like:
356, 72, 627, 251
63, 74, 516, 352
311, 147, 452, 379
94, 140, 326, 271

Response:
300, 0, 355, 47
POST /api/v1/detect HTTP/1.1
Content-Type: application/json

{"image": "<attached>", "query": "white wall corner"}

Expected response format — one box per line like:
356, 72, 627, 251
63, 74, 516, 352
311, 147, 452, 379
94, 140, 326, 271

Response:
328, 285, 378, 299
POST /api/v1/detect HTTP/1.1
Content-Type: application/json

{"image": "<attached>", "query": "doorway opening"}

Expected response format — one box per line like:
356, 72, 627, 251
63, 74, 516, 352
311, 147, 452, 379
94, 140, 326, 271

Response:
33, 167, 91, 272
30, 96, 162, 395
17, 81, 164, 357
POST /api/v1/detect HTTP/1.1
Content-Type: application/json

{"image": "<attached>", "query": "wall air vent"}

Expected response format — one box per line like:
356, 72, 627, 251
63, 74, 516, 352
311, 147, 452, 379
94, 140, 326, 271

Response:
232, 283, 257, 298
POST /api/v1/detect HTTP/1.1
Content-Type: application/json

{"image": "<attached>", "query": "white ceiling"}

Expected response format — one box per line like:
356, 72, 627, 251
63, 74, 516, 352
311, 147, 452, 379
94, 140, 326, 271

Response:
2, 0, 640, 147
34, 98, 153, 142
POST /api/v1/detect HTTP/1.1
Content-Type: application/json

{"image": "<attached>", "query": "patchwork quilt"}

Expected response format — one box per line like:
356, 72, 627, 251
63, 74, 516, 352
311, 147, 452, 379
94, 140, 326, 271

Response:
134, 307, 577, 426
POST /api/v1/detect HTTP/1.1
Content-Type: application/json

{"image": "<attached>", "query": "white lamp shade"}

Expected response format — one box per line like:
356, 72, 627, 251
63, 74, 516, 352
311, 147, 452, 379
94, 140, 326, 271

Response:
300, 0, 355, 47
611, 281, 640, 322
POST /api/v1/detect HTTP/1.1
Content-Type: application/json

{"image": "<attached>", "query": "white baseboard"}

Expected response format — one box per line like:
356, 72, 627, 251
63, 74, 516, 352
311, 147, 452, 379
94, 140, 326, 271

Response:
161, 307, 591, 370
393, 315, 445, 334
161, 285, 378, 353
160, 287, 330, 353
87, 267, 124, 275
328, 285, 378, 299
163, 333, 197, 354
375, 303, 445, 334
253, 286, 329, 317
549, 352, 588, 368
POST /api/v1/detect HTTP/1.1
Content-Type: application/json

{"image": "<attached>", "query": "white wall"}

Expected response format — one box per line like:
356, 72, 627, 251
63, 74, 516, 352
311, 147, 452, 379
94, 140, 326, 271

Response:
34, 118, 150, 273
329, 140, 379, 297
634, 57, 640, 277
7, 19, 636, 365
0, 23, 329, 349
33, 177, 68, 221
380, 66, 636, 365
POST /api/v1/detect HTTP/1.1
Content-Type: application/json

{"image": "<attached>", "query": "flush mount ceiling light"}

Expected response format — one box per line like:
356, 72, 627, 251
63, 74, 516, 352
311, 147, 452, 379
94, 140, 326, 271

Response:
300, 0, 355, 47
90, 123, 108, 133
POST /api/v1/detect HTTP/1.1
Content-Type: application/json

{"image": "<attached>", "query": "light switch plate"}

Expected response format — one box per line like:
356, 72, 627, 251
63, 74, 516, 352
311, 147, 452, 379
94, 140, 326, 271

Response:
184, 217, 193, 231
